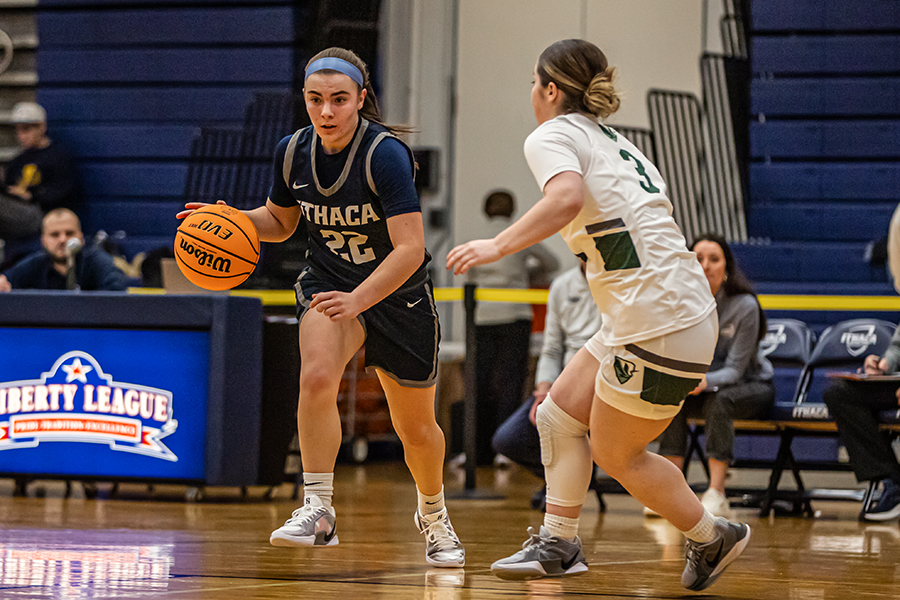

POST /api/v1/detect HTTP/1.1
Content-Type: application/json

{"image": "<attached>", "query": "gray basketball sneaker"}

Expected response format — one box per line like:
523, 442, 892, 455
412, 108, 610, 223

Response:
491, 526, 588, 580
681, 518, 750, 591
269, 495, 338, 547
415, 509, 466, 567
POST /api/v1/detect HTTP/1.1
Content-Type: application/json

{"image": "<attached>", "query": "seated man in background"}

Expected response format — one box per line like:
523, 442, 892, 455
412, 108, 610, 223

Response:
823, 213, 900, 521
0, 208, 126, 292
822, 202, 900, 521
492, 257, 603, 509
0, 101, 79, 244
823, 337, 900, 521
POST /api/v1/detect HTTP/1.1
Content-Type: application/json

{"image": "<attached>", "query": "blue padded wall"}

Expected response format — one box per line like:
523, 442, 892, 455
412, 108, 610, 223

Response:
751, 79, 900, 117
752, 0, 900, 32
744, 0, 900, 291
35, 1, 297, 258
752, 36, 900, 75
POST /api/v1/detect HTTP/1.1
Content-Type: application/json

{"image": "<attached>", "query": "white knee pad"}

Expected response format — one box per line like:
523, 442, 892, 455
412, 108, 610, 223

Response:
536, 395, 593, 508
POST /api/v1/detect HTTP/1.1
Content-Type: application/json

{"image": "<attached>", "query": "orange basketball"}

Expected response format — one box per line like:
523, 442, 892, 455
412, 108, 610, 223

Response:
175, 204, 260, 291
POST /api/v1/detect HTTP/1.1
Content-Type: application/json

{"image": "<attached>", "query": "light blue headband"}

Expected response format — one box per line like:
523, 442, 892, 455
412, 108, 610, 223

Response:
305, 57, 365, 88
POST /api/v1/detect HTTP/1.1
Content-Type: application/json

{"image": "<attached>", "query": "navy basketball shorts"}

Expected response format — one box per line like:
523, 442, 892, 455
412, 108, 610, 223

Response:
294, 268, 441, 388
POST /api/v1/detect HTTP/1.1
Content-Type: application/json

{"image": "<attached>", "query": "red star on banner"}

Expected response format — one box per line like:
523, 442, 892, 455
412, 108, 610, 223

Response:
0, 425, 7, 441
61, 358, 92, 383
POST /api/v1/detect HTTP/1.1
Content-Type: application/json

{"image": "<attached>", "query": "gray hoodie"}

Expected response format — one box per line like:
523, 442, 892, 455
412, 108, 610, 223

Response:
706, 292, 774, 389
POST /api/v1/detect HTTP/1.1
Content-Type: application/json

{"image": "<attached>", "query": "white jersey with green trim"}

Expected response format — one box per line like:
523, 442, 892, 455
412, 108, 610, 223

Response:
523, 112, 715, 346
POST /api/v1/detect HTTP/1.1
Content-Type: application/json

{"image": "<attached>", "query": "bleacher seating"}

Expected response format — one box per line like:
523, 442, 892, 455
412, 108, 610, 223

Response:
33, 1, 297, 260
738, 0, 900, 294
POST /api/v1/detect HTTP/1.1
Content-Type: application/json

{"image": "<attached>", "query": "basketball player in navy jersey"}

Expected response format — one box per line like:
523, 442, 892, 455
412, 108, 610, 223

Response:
178, 47, 464, 567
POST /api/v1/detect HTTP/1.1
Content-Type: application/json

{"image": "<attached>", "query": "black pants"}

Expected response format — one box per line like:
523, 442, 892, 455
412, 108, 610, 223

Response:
823, 378, 900, 484
0, 193, 41, 241
657, 380, 775, 464
473, 319, 532, 464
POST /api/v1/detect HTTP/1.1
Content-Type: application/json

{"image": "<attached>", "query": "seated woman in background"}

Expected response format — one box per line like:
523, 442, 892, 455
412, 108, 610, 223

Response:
653, 232, 774, 517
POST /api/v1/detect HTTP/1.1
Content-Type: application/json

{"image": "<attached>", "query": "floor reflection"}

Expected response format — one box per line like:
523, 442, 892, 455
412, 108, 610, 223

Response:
423, 568, 464, 600
0, 531, 172, 598
525, 578, 564, 598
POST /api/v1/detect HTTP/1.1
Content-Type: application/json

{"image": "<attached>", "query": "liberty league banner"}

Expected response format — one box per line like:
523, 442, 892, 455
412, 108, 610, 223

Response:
0, 328, 209, 480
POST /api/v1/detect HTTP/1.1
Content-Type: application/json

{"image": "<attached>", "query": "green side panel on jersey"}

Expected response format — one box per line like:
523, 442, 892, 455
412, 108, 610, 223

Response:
640, 367, 700, 406
594, 231, 641, 271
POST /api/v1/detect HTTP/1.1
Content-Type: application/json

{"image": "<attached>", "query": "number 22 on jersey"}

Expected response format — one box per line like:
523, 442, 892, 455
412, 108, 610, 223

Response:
320, 230, 376, 264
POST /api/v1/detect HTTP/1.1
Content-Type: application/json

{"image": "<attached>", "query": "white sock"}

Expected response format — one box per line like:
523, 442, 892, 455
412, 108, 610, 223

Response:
418, 486, 445, 517
303, 472, 334, 508
543, 513, 579, 541
682, 510, 720, 543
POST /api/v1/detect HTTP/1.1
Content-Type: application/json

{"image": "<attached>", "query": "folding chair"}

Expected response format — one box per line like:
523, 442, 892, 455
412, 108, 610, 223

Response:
761, 318, 896, 516
683, 319, 813, 504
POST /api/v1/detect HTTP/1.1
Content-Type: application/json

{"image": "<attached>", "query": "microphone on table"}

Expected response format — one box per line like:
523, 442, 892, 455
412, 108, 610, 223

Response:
65, 237, 83, 291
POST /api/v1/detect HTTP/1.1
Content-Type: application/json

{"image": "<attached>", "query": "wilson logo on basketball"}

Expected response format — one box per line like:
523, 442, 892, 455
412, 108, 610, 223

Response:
175, 204, 259, 290
178, 239, 232, 273
0, 351, 179, 461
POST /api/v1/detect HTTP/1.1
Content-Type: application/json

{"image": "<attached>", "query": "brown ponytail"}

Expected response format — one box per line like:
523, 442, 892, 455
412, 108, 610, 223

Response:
537, 39, 621, 119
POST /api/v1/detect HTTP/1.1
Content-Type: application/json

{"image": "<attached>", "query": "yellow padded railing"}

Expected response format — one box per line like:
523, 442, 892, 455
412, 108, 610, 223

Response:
129, 287, 900, 311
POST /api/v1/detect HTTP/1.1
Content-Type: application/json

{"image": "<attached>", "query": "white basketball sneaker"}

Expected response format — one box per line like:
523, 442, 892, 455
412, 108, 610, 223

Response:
269, 495, 338, 547
415, 508, 465, 567
491, 526, 588, 580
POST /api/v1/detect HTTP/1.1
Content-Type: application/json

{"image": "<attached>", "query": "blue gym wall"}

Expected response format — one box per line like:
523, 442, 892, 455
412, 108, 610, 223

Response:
744, 0, 900, 297
35, 0, 300, 258
29, 0, 900, 300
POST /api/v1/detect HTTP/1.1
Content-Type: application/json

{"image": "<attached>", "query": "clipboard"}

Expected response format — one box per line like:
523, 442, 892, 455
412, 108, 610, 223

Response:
827, 372, 900, 382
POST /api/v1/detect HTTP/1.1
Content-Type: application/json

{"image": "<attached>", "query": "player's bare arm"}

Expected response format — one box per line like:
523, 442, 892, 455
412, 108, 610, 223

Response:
244, 200, 302, 243
177, 199, 300, 244
447, 170, 583, 275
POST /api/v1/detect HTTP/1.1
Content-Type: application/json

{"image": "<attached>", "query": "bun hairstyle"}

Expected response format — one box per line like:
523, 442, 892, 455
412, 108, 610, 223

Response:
305, 47, 411, 134
537, 39, 621, 119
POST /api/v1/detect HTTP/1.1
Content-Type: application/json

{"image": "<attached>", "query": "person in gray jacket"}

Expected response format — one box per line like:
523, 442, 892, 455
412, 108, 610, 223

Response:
655, 233, 774, 517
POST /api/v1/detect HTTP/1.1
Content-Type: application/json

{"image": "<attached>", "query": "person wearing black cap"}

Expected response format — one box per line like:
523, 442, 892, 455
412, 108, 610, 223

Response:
1, 101, 79, 243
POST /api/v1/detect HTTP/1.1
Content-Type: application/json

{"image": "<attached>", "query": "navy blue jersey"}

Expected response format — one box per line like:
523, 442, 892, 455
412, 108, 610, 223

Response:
269, 119, 429, 292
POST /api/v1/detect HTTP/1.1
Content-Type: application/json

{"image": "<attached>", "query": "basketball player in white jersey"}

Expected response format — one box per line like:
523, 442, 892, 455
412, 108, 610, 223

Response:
447, 39, 749, 591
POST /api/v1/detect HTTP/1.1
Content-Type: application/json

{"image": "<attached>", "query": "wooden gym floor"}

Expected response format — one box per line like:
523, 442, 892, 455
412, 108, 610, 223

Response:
0, 463, 898, 599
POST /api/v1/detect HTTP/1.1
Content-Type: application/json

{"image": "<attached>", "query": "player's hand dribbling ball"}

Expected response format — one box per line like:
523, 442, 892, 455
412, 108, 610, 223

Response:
175, 204, 260, 291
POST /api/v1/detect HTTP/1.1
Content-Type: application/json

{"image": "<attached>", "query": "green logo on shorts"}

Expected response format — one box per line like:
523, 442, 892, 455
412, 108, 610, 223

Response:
614, 356, 637, 384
